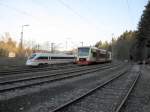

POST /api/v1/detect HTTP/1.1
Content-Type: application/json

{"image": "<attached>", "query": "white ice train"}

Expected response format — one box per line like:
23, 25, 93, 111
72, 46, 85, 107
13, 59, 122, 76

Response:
76, 46, 112, 65
26, 52, 76, 66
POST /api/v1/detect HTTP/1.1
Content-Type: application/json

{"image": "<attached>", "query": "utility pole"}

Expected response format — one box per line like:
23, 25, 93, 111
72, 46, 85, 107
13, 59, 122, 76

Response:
66, 41, 67, 50
20, 30, 23, 49
111, 33, 114, 61
37, 44, 40, 50
51, 43, 55, 53
80, 41, 83, 47
20, 24, 29, 49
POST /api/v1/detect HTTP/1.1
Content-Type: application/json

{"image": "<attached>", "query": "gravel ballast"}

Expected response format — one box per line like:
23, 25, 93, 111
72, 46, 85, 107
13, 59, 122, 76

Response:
55, 65, 139, 112
0, 65, 128, 112
120, 65, 150, 112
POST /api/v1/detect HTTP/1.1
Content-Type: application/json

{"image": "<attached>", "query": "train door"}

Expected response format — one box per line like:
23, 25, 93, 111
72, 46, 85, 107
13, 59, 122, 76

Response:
91, 48, 97, 62
48, 56, 51, 64
99, 50, 106, 62
96, 50, 101, 62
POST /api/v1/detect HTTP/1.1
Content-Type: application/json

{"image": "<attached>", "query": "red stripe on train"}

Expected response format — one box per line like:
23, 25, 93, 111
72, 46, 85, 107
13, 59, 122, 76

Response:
77, 61, 93, 65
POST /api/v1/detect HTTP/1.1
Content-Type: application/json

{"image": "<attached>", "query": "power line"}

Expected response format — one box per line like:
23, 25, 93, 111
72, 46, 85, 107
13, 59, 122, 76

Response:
0, 1, 41, 23
57, 0, 99, 30
57, 0, 87, 21
0, 2, 34, 17
126, 0, 134, 27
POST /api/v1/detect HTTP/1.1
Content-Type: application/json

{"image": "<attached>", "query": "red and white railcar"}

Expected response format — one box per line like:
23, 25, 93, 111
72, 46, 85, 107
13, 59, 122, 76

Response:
76, 46, 112, 65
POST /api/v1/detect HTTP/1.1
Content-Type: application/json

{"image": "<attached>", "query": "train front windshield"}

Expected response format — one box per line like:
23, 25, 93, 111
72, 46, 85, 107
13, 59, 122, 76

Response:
29, 54, 36, 59
78, 48, 90, 56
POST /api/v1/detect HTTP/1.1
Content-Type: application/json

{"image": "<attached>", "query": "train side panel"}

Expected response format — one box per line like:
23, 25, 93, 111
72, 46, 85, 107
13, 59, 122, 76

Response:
26, 53, 76, 66
76, 47, 112, 65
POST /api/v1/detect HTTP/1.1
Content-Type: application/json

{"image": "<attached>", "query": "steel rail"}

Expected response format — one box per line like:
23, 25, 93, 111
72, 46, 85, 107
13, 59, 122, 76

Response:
0, 64, 122, 92
0, 63, 113, 84
114, 71, 141, 112
0, 63, 77, 76
51, 70, 128, 112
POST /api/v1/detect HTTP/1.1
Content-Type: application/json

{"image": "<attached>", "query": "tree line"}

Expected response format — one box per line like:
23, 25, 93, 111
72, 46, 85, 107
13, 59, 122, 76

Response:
95, 0, 150, 62
95, 30, 137, 61
135, 0, 150, 61
1, 1, 150, 60
0, 32, 32, 57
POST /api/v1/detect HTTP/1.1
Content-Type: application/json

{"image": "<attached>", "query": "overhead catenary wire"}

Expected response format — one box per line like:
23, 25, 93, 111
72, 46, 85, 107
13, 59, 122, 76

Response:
0, 1, 47, 25
57, 0, 100, 31
0, 0, 100, 31
126, 0, 134, 27
57, 0, 87, 21
0, 2, 35, 19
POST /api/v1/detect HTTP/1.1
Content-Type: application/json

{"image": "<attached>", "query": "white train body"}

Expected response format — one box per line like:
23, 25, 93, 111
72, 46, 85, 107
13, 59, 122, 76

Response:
76, 46, 112, 65
26, 53, 75, 66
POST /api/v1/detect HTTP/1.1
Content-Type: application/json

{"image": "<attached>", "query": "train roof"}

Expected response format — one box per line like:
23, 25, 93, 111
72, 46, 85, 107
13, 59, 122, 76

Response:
78, 46, 112, 54
32, 52, 75, 57
78, 46, 107, 51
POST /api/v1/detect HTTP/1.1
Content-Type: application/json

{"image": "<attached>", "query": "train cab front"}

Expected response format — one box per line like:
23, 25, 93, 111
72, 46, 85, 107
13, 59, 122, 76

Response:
77, 47, 91, 65
26, 59, 38, 66
77, 57, 91, 65
26, 53, 38, 67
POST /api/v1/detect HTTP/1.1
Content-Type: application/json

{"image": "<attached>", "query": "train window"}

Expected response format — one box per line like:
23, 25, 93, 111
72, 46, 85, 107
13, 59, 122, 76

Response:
107, 53, 110, 58
63, 57, 75, 59
78, 48, 90, 56
29, 54, 36, 59
51, 57, 75, 59
99, 53, 107, 58
91, 49, 97, 57
36, 56, 48, 60
93, 52, 97, 57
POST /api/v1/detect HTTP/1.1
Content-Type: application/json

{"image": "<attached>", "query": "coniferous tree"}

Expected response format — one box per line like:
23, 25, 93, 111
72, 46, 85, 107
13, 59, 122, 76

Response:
138, 1, 150, 40
136, 1, 150, 61
95, 31, 136, 61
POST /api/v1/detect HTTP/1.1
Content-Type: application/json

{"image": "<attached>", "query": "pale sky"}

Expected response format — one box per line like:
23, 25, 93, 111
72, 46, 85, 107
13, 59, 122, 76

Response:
0, 0, 148, 50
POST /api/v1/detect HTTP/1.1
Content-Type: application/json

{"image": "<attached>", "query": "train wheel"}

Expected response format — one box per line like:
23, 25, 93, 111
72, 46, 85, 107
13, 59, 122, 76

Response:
38, 63, 44, 67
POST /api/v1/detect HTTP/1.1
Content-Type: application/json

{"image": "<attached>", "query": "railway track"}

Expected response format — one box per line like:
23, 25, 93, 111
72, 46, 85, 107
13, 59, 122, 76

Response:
50, 66, 140, 112
0, 63, 112, 82
0, 63, 122, 93
0, 63, 78, 76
